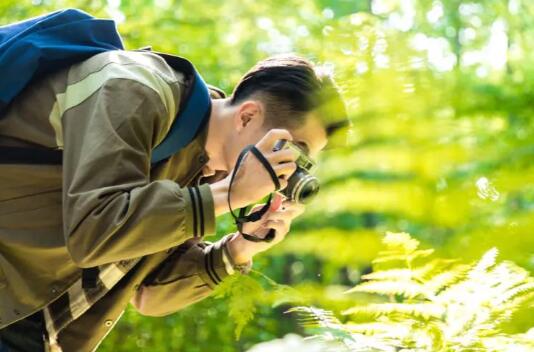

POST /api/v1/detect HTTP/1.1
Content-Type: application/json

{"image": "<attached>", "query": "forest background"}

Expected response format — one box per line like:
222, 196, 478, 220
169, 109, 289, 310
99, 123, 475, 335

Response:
1, 0, 532, 351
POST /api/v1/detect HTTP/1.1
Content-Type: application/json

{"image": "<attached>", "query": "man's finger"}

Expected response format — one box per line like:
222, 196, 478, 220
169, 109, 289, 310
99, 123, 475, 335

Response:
263, 220, 289, 239
278, 177, 288, 191
266, 210, 300, 222
267, 148, 298, 164
270, 193, 284, 211
273, 162, 297, 178
280, 201, 305, 215
256, 129, 293, 152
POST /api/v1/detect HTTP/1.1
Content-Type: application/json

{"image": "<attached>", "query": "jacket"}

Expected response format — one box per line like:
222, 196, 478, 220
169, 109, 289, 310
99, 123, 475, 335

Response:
0, 50, 233, 351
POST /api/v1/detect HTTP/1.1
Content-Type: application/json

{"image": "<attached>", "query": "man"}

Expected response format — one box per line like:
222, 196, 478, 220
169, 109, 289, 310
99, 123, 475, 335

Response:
0, 48, 348, 351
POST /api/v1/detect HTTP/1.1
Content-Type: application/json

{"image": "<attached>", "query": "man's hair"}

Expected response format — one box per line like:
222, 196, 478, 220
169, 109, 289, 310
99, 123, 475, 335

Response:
229, 54, 349, 138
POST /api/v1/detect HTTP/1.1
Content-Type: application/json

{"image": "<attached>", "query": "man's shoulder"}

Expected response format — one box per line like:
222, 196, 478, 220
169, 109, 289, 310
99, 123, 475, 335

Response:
66, 50, 187, 88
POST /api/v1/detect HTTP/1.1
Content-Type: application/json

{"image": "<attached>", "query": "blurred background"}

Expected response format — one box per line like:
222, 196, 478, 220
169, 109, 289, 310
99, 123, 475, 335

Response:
1, 0, 533, 351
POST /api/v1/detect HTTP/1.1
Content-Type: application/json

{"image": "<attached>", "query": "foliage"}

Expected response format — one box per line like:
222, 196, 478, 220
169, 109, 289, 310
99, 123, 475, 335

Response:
1, 0, 533, 351
285, 232, 534, 352
213, 270, 305, 340
213, 273, 263, 340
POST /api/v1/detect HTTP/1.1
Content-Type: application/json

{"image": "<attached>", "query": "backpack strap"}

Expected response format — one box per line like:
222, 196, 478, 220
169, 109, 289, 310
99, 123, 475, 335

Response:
0, 9, 124, 114
149, 52, 212, 165
0, 55, 214, 168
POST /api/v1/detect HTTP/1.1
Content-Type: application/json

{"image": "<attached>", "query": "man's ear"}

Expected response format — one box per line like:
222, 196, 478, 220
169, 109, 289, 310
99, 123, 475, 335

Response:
234, 100, 264, 132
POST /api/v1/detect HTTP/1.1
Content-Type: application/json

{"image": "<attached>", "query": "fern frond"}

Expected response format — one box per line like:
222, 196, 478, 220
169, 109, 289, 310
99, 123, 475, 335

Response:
383, 232, 420, 252
345, 280, 427, 298
287, 307, 408, 352
263, 233, 533, 352
488, 263, 534, 305
342, 303, 444, 320
423, 264, 470, 295
344, 333, 404, 352
496, 280, 534, 304
358, 261, 468, 299
285, 306, 341, 328
469, 247, 499, 278
285, 306, 356, 347
213, 274, 263, 340
360, 268, 415, 281
416, 259, 459, 280
344, 321, 412, 335
372, 249, 434, 266
480, 332, 534, 352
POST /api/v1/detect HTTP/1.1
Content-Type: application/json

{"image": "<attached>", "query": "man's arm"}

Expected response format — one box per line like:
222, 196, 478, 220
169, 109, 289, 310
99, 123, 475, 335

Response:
61, 61, 214, 268
130, 234, 241, 316
130, 199, 304, 317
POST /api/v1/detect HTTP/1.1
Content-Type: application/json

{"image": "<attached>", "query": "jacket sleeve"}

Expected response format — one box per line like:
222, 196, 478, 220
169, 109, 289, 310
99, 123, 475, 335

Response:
61, 69, 215, 268
130, 234, 245, 317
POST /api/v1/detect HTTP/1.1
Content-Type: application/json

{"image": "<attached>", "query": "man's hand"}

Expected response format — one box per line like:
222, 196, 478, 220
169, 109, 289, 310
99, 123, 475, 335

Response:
225, 195, 305, 264
210, 129, 298, 216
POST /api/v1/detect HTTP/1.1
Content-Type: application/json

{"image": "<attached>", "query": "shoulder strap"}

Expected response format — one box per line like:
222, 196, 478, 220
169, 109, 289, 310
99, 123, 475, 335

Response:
0, 53, 215, 168
0, 8, 124, 113
149, 53, 212, 165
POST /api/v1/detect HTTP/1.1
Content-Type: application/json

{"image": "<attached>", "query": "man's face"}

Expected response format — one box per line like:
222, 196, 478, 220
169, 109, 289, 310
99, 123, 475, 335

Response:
286, 111, 328, 160
207, 100, 328, 185
232, 105, 327, 163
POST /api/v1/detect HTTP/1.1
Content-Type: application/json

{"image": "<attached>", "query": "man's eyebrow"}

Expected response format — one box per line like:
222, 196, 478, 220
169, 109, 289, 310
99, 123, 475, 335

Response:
326, 120, 350, 136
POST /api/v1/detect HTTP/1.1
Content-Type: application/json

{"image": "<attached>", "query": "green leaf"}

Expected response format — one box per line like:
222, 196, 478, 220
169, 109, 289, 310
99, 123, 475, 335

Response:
382, 231, 420, 253
214, 274, 264, 340
342, 303, 445, 320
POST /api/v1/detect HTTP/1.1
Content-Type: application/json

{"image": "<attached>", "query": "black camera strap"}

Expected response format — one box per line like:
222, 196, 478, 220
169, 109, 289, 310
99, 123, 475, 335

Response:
227, 144, 280, 243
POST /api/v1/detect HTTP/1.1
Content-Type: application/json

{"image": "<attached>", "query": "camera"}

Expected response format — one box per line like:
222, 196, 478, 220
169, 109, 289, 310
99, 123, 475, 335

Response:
273, 140, 320, 204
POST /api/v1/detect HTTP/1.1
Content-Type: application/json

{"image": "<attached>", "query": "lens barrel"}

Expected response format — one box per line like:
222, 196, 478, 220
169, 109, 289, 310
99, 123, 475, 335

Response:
282, 168, 320, 203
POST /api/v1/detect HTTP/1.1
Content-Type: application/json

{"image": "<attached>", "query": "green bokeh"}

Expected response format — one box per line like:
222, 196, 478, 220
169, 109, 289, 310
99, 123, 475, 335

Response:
2, 0, 532, 350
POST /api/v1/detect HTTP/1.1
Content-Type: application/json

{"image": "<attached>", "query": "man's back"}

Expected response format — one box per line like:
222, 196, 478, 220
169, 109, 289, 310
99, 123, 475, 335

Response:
0, 50, 229, 351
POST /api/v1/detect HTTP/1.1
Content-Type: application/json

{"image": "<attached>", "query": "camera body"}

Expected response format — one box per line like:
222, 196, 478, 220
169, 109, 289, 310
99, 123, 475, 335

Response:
273, 140, 320, 203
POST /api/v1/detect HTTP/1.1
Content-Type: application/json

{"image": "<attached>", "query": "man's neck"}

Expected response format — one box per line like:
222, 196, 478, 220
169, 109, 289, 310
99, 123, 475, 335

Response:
203, 98, 231, 176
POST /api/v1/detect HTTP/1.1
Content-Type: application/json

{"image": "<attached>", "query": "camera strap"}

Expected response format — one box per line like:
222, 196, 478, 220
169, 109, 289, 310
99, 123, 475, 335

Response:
227, 144, 280, 243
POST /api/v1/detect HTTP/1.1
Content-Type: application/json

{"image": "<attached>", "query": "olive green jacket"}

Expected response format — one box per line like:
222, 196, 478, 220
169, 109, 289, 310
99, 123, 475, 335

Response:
0, 50, 233, 351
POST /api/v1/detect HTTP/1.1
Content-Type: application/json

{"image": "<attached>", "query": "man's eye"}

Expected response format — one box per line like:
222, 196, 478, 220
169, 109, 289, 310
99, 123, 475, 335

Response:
296, 141, 310, 155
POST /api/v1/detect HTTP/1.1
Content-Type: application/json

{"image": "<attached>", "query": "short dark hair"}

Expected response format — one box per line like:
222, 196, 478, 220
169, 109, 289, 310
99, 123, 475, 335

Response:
229, 54, 349, 139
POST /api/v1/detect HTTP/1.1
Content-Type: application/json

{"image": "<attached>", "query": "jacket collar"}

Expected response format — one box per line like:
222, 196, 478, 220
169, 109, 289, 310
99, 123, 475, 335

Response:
172, 86, 228, 186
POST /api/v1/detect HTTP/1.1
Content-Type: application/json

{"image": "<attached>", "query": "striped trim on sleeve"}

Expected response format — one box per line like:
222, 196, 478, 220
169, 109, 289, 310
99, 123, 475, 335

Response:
186, 187, 199, 237
199, 238, 229, 287
192, 186, 205, 238
185, 184, 214, 238
186, 186, 205, 237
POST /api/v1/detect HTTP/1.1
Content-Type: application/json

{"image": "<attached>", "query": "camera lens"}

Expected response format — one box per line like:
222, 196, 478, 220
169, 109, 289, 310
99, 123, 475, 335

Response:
298, 177, 320, 203
284, 169, 320, 204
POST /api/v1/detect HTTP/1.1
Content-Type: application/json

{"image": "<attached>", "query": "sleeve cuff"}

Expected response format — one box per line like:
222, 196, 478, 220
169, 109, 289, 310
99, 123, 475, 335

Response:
199, 236, 231, 288
182, 184, 216, 238
198, 234, 254, 288
221, 246, 235, 275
